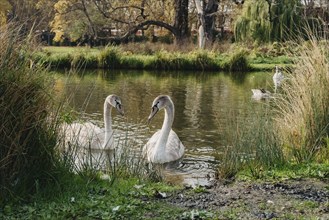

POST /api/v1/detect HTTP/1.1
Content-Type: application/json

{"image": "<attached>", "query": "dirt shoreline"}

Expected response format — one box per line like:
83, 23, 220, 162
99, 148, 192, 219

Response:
158, 178, 329, 219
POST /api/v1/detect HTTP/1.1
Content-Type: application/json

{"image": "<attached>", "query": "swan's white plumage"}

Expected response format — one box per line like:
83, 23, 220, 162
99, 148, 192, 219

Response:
144, 130, 185, 163
64, 122, 104, 148
251, 89, 272, 100
62, 94, 123, 150
143, 95, 184, 164
273, 65, 284, 93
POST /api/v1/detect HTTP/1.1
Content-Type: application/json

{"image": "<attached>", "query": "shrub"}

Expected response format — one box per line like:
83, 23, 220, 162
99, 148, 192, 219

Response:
224, 49, 250, 72
120, 55, 145, 69
70, 53, 98, 70
98, 46, 122, 69
190, 50, 218, 71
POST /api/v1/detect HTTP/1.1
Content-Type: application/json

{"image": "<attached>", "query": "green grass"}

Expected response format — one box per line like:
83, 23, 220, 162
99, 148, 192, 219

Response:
0, 176, 186, 219
238, 162, 329, 181
34, 45, 294, 72
3, 165, 327, 219
42, 46, 100, 56
216, 103, 286, 180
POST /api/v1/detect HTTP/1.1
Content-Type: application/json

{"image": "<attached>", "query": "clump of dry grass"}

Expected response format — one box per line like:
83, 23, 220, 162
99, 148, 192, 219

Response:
274, 37, 329, 162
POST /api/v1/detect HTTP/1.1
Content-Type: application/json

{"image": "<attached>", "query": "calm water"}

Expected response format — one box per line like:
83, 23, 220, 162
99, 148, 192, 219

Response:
54, 69, 274, 186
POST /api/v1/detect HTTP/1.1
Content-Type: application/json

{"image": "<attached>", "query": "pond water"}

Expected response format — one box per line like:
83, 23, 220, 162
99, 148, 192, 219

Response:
54, 69, 274, 187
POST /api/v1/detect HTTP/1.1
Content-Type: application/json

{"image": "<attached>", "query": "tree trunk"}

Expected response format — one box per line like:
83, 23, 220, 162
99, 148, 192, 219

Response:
204, 0, 219, 44
194, 0, 219, 48
173, 0, 190, 45
194, 0, 206, 49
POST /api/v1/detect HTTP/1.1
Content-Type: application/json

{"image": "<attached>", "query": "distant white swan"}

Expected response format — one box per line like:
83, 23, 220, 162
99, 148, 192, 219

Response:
273, 65, 284, 93
143, 95, 185, 164
251, 88, 272, 100
63, 94, 124, 150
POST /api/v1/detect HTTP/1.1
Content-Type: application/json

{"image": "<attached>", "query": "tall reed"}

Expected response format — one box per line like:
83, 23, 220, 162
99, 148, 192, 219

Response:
0, 23, 60, 203
216, 105, 285, 179
273, 37, 329, 163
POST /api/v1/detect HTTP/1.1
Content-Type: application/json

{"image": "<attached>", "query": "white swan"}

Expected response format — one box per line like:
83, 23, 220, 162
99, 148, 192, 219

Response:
143, 95, 185, 164
63, 94, 124, 150
251, 88, 272, 100
273, 65, 284, 93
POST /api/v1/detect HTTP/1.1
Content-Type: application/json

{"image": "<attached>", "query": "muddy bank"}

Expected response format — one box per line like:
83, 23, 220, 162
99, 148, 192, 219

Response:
158, 178, 329, 219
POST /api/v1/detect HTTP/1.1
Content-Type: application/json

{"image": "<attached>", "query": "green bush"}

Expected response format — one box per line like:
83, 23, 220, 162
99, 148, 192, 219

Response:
123, 58, 144, 69
224, 49, 250, 72
190, 50, 218, 71
98, 46, 122, 69
70, 53, 98, 69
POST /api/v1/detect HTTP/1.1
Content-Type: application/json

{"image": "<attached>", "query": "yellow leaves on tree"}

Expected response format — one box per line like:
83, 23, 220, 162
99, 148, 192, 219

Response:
0, 0, 12, 26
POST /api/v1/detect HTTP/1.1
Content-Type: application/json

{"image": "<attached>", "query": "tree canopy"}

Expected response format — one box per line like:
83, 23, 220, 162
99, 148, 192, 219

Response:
1, 0, 328, 45
234, 0, 327, 42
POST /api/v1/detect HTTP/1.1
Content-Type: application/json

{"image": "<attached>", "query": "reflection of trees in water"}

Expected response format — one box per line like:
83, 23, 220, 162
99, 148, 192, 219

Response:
54, 70, 273, 185
184, 78, 202, 129
54, 70, 271, 152
230, 71, 248, 84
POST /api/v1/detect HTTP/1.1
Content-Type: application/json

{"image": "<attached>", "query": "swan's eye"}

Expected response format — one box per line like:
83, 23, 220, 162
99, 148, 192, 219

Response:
114, 99, 122, 109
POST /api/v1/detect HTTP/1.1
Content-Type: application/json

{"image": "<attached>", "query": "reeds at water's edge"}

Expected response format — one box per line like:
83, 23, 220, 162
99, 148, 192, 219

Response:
0, 23, 60, 202
274, 37, 329, 163
217, 37, 329, 179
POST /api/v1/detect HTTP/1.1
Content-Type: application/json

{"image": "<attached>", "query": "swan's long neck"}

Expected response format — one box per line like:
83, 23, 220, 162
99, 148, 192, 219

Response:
103, 101, 113, 148
156, 101, 174, 150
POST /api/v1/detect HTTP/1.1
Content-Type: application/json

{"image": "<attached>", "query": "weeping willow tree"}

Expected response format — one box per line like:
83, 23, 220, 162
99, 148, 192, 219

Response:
269, 0, 304, 41
234, 0, 311, 42
234, 0, 271, 42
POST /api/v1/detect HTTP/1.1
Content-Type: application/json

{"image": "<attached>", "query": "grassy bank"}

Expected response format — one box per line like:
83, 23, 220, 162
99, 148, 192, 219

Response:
34, 44, 293, 72
2, 164, 329, 220
1, 176, 186, 219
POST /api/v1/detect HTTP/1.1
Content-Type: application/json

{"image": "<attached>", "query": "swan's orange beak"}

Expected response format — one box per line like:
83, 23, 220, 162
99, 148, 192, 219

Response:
147, 106, 158, 124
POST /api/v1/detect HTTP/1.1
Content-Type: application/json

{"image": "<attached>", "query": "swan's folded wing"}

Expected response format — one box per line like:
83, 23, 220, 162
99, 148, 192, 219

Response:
62, 122, 103, 148
251, 89, 262, 96
167, 130, 185, 160
142, 130, 161, 158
